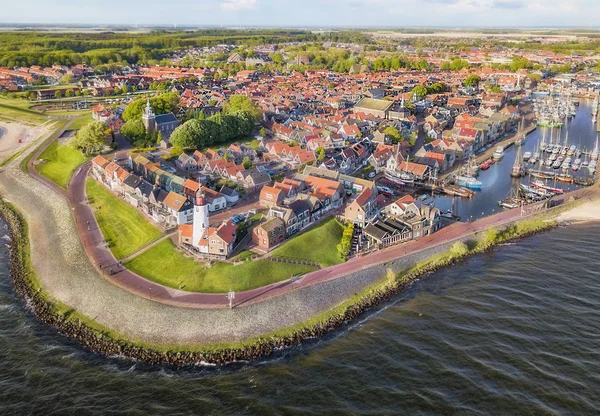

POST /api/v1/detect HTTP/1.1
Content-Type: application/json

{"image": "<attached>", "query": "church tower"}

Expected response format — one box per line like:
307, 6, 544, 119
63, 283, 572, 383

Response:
192, 189, 209, 248
142, 99, 156, 133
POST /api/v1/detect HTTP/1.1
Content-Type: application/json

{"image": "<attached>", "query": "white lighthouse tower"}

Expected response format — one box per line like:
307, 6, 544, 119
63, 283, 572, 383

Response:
192, 189, 209, 249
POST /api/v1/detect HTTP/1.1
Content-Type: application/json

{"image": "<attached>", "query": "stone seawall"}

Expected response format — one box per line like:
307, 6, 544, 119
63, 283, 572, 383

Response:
0, 196, 558, 367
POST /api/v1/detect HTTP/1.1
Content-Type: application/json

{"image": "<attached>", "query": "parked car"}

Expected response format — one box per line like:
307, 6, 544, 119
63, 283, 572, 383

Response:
367, 171, 376, 179
376, 186, 393, 197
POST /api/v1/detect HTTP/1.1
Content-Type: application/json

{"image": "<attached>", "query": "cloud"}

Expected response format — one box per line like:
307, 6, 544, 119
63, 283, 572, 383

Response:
221, 0, 258, 11
492, 0, 525, 8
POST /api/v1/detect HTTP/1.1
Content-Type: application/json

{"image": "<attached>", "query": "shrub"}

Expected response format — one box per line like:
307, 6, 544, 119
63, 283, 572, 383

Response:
336, 222, 355, 260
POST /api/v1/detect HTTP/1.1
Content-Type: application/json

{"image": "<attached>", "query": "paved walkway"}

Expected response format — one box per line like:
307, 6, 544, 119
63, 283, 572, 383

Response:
23, 124, 600, 311
119, 232, 176, 263
3, 125, 596, 346
67, 156, 597, 308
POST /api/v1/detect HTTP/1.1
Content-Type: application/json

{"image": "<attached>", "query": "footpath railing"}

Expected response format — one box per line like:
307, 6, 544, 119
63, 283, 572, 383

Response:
269, 256, 321, 268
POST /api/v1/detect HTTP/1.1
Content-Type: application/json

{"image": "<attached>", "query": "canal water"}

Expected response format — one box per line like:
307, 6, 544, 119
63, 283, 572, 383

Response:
1, 219, 600, 413
433, 99, 598, 221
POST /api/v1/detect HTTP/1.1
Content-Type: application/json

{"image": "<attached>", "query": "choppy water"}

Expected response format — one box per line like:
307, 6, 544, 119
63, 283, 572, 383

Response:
1, 222, 600, 414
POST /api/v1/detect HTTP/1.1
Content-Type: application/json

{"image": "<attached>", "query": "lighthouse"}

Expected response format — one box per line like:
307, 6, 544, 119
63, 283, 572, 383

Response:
192, 189, 209, 248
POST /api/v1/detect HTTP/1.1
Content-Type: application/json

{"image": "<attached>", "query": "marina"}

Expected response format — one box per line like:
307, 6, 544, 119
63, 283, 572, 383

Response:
429, 98, 598, 221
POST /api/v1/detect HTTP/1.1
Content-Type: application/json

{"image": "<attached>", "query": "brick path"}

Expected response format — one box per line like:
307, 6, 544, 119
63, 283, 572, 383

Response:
26, 128, 599, 310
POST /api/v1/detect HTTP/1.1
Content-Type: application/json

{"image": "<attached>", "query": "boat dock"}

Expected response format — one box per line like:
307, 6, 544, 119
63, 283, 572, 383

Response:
442, 112, 537, 180
413, 181, 475, 198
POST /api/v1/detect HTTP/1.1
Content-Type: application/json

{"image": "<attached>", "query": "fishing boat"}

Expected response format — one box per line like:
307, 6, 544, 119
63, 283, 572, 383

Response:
480, 159, 494, 171
520, 183, 550, 198
455, 175, 483, 190
529, 170, 553, 180
441, 198, 461, 221
493, 146, 505, 160
383, 170, 406, 186
531, 180, 565, 194
556, 174, 574, 183
440, 210, 461, 221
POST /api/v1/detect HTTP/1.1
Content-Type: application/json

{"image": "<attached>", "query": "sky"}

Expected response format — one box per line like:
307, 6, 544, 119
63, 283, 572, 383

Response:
1, 0, 599, 28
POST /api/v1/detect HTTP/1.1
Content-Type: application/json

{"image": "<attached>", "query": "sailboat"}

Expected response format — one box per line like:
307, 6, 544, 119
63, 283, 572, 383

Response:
384, 145, 415, 185
539, 128, 548, 152
515, 117, 526, 146
510, 142, 527, 177
591, 136, 599, 162
498, 185, 522, 209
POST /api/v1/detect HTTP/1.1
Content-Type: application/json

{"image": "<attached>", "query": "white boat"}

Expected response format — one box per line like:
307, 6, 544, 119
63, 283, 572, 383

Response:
493, 146, 505, 160
531, 180, 565, 194
523, 151, 532, 161
455, 175, 483, 190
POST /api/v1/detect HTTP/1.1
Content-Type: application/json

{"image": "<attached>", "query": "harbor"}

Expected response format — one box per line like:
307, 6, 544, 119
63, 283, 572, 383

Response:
428, 98, 598, 222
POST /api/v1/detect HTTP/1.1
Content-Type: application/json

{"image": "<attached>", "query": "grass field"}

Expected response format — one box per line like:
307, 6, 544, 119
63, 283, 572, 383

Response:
271, 218, 345, 267
0, 97, 49, 124
67, 113, 94, 130
86, 179, 163, 260
125, 239, 317, 293
36, 141, 88, 188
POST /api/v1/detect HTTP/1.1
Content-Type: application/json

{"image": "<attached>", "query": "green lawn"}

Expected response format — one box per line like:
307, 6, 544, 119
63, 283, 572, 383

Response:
271, 218, 345, 267
67, 113, 94, 130
86, 179, 163, 260
125, 239, 317, 293
36, 141, 88, 188
0, 97, 49, 124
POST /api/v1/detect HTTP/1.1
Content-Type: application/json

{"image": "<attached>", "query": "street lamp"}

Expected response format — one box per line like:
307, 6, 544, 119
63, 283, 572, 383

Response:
227, 291, 235, 309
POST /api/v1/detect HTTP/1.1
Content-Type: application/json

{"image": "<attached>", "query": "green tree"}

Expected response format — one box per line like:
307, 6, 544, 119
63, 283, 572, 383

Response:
54, 90, 63, 99
316, 146, 326, 162
383, 126, 402, 143
242, 156, 253, 169
58, 74, 73, 85
120, 119, 147, 142
72, 121, 106, 154
259, 126, 267, 137
224, 95, 262, 120
412, 85, 428, 100
170, 119, 202, 149
122, 92, 179, 121
463, 74, 481, 87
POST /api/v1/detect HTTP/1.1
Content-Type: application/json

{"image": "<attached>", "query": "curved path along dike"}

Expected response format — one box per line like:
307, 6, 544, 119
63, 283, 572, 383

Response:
1, 134, 597, 349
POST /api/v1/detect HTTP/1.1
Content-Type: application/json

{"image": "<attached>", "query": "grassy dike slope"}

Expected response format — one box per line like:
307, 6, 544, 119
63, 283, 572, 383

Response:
86, 179, 163, 259
36, 141, 88, 189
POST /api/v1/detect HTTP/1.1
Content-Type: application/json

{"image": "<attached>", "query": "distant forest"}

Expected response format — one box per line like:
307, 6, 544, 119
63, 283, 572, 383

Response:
0, 29, 371, 67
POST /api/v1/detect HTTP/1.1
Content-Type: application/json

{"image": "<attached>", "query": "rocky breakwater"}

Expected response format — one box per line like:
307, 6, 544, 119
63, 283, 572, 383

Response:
0, 195, 561, 367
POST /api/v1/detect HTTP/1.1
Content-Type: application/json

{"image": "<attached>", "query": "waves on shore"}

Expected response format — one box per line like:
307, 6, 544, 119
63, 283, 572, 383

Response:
1, 223, 600, 413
